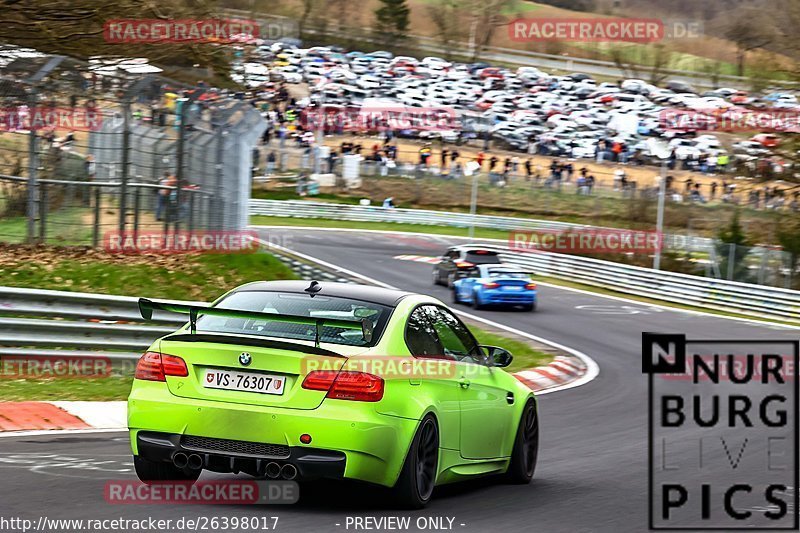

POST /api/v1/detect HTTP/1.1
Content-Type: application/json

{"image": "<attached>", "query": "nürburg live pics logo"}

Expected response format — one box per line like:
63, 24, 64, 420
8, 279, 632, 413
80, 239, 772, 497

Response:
643, 332, 798, 529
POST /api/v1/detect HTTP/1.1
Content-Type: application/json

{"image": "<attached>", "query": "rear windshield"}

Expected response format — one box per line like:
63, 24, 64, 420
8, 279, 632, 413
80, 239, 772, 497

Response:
487, 270, 529, 279
465, 251, 501, 264
195, 291, 392, 347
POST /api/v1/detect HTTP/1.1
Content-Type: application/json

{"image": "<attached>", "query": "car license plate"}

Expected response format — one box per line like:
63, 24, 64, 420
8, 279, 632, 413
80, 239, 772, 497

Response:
503, 286, 523, 291
203, 369, 286, 395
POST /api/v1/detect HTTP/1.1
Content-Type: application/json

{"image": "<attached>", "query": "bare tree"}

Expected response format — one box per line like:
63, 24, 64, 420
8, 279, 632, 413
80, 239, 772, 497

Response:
1, 0, 238, 81
468, 0, 514, 62
427, 0, 465, 59
723, 8, 776, 76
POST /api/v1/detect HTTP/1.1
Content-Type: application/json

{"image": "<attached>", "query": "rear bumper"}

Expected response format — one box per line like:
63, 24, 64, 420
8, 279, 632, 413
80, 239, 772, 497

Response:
481, 289, 537, 304
128, 380, 419, 487
137, 431, 346, 481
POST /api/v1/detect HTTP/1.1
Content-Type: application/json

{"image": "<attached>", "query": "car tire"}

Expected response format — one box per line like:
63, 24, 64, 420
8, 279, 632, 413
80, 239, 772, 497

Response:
133, 456, 201, 485
522, 302, 536, 312
472, 290, 484, 310
505, 400, 539, 484
432, 269, 440, 286
446, 273, 455, 288
393, 414, 439, 509
452, 288, 461, 304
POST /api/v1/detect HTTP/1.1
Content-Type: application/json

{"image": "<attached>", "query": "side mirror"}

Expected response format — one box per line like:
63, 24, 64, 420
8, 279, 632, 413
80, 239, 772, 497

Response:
480, 345, 513, 368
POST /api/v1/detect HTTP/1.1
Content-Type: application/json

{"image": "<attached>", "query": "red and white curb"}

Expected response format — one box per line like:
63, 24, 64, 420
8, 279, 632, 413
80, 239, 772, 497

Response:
394, 254, 440, 264
0, 401, 126, 434
514, 355, 587, 392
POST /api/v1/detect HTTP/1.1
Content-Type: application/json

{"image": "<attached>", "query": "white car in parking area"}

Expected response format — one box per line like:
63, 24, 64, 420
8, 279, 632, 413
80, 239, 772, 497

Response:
276, 66, 303, 83
546, 114, 578, 130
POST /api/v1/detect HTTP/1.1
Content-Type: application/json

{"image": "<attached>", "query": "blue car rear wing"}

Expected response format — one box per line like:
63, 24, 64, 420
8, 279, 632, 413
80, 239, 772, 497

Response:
138, 298, 373, 347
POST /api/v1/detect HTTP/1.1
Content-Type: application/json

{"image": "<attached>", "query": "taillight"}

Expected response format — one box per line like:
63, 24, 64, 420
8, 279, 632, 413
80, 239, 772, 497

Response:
135, 351, 188, 382
526, 283, 537, 290
302, 370, 384, 402
162, 354, 189, 377
483, 281, 499, 288
455, 261, 474, 268
301, 370, 338, 391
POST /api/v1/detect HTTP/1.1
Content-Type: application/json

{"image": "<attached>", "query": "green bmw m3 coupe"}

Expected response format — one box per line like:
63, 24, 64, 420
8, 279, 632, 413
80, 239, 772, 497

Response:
128, 280, 538, 508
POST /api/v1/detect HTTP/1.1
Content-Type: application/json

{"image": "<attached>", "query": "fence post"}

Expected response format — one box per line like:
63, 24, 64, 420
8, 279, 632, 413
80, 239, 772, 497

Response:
92, 186, 101, 248
213, 109, 225, 230
119, 97, 131, 235
727, 242, 736, 281
188, 192, 195, 233
26, 88, 38, 243
174, 97, 188, 234
38, 183, 47, 243
133, 185, 141, 242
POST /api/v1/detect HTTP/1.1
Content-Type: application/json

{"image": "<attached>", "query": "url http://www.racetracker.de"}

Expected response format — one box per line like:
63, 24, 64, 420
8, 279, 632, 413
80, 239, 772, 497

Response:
0, 516, 281, 532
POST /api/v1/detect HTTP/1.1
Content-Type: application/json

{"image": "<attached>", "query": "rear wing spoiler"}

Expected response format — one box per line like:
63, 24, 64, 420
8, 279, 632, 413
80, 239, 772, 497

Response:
138, 298, 373, 347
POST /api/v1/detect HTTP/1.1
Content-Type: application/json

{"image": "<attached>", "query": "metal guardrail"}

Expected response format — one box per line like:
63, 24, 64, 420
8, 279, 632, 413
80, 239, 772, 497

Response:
248, 199, 800, 323
479, 243, 800, 323
249, 199, 712, 251
0, 246, 352, 359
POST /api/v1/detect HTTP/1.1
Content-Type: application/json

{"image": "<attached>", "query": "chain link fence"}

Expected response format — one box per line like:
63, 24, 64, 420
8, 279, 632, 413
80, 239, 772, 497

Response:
0, 51, 266, 246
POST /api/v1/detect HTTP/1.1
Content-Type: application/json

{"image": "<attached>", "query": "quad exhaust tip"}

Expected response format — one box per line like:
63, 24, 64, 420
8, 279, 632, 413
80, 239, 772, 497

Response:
280, 463, 298, 480
187, 454, 203, 470
265, 462, 281, 479
172, 452, 188, 469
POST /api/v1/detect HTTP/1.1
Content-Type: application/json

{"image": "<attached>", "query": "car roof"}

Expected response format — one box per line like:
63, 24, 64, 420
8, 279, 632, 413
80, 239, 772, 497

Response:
231, 280, 414, 307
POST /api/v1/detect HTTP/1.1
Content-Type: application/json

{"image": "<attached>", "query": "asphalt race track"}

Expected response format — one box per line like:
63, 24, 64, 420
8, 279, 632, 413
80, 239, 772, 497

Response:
2, 227, 796, 533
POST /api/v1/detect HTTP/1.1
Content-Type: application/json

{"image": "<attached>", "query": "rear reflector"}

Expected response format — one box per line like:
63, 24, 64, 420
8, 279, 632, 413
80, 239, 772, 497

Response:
302, 370, 384, 402
135, 351, 188, 382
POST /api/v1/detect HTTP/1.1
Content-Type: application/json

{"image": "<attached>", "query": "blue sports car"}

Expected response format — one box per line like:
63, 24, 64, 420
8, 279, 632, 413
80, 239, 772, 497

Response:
451, 265, 537, 311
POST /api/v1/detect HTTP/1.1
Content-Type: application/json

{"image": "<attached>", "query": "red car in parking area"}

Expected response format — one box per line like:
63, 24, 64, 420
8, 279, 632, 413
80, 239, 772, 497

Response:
751, 133, 781, 148
479, 67, 504, 80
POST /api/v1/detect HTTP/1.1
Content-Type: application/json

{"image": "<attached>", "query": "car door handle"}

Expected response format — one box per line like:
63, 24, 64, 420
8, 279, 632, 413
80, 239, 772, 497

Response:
458, 378, 471, 389
506, 392, 514, 404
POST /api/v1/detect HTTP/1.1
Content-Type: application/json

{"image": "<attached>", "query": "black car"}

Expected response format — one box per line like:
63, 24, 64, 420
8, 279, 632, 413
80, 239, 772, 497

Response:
432, 246, 502, 287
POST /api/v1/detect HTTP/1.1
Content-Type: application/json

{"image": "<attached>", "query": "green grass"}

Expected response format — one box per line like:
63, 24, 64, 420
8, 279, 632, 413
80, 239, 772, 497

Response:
0, 376, 134, 401
0, 251, 298, 301
471, 328, 553, 373
0, 208, 93, 245
252, 189, 363, 204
